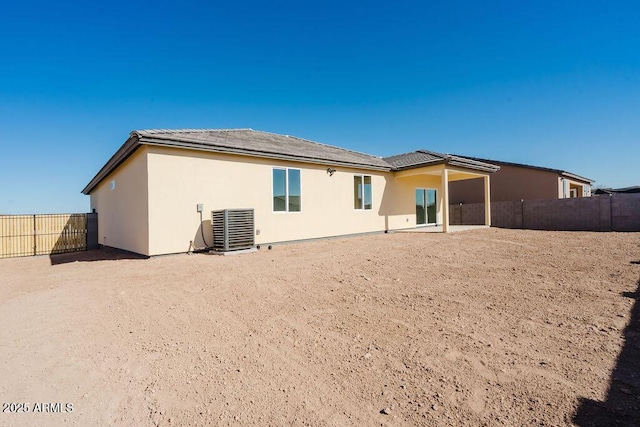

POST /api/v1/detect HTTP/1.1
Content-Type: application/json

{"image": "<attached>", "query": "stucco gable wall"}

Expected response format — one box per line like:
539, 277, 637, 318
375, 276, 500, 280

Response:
89, 148, 149, 255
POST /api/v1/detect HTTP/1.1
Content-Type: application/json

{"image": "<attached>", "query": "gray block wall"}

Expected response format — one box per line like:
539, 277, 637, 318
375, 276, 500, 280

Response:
450, 194, 640, 232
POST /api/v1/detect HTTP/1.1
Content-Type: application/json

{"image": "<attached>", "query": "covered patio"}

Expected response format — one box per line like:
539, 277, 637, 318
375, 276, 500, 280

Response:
383, 150, 499, 232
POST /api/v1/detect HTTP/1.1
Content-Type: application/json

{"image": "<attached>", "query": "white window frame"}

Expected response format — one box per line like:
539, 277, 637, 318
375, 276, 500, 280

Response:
354, 174, 373, 211
272, 167, 301, 213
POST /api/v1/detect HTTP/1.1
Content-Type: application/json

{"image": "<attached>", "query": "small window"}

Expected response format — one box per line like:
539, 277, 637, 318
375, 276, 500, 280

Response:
288, 169, 301, 212
273, 168, 301, 212
354, 175, 372, 210
110, 179, 116, 190
273, 169, 286, 211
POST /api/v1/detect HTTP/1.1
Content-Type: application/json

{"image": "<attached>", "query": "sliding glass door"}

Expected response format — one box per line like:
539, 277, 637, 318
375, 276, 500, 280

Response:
416, 189, 437, 225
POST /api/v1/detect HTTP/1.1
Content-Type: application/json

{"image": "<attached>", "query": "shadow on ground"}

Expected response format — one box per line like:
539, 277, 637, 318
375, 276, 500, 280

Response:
573, 272, 640, 426
50, 247, 148, 266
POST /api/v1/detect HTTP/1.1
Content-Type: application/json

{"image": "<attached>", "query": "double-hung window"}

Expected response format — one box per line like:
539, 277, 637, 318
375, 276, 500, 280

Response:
354, 175, 372, 210
273, 168, 301, 212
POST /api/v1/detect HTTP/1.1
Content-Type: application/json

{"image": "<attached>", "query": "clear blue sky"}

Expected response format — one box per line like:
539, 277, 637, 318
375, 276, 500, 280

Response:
1, 0, 638, 213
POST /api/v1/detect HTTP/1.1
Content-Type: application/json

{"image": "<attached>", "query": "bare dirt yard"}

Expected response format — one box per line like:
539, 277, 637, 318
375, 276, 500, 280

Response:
1, 228, 639, 426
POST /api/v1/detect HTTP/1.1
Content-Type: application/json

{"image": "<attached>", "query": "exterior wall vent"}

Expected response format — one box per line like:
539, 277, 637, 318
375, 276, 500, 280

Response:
212, 209, 255, 252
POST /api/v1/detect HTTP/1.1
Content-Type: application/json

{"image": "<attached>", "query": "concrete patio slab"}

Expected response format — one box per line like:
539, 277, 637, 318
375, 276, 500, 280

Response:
395, 225, 489, 233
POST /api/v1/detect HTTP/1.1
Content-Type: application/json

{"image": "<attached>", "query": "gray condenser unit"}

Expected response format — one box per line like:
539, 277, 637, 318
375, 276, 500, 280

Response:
211, 209, 255, 251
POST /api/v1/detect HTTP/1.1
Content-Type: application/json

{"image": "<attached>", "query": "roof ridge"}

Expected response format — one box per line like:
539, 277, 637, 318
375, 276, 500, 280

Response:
383, 149, 447, 160
382, 150, 413, 159
135, 128, 254, 135
417, 149, 449, 158
383, 150, 422, 159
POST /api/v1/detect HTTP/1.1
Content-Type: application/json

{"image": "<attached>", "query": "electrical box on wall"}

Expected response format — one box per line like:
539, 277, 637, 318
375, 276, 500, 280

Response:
196, 204, 203, 213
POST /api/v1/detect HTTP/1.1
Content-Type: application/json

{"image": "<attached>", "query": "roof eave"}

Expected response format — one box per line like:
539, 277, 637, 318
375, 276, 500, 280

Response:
138, 136, 392, 172
460, 156, 592, 182
560, 172, 595, 184
81, 134, 141, 195
391, 159, 446, 171
81, 132, 393, 195
391, 158, 499, 173
446, 158, 500, 173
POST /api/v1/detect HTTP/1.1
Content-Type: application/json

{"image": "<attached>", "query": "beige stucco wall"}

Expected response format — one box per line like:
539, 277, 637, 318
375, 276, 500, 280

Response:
89, 146, 492, 256
144, 146, 447, 255
382, 173, 445, 226
89, 148, 149, 255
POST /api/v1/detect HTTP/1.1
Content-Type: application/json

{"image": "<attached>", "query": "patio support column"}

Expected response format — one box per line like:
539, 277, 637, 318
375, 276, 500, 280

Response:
484, 175, 491, 226
442, 168, 450, 232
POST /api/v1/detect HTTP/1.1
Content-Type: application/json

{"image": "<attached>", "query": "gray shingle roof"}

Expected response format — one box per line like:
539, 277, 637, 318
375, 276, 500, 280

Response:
384, 150, 500, 173
135, 129, 390, 170
82, 129, 391, 194
82, 130, 500, 195
383, 151, 443, 169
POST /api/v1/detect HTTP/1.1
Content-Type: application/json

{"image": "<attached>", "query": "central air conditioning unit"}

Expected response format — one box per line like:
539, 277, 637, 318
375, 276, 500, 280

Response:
211, 209, 255, 252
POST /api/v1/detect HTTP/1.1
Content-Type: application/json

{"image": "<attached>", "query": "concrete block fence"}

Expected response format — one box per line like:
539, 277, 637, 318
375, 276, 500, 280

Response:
450, 194, 640, 232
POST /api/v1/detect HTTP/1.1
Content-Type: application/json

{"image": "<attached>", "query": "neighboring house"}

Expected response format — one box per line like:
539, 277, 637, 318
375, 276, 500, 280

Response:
448, 157, 594, 204
82, 129, 498, 256
594, 186, 640, 195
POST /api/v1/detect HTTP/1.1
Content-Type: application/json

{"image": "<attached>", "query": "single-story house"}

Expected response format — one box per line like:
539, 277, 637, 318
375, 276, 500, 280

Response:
82, 129, 499, 256
448, 157, 594, 204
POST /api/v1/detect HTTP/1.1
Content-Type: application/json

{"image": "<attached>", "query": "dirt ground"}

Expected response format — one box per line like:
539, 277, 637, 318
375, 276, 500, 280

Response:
1, 228, 639, 426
